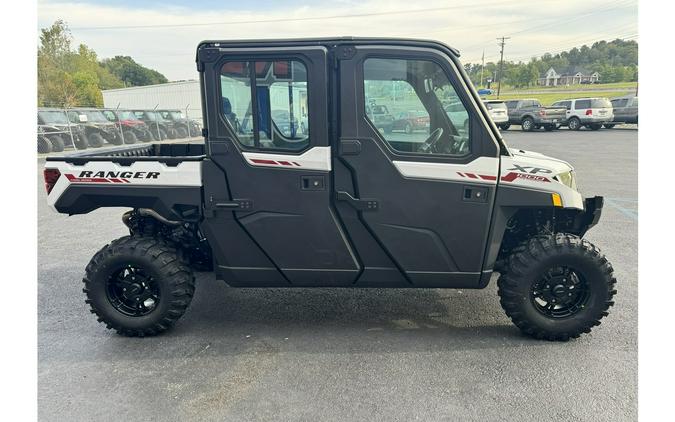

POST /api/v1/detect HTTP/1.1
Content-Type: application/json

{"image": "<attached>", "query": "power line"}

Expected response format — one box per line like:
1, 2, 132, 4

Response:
69, 1, 515, 31
496, 36, 510, 96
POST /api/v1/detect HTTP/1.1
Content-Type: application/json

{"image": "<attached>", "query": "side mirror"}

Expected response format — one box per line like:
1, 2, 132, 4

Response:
78, 114, 88, 123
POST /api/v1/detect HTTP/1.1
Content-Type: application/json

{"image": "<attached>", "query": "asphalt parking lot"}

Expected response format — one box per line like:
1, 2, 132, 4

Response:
38, 126, 637, 422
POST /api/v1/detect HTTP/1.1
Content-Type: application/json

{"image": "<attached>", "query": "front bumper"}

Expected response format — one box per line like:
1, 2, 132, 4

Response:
573, 196, 603, 236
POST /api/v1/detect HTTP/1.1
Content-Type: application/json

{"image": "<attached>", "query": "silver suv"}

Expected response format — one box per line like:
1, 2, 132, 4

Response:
551, 98, 614, 131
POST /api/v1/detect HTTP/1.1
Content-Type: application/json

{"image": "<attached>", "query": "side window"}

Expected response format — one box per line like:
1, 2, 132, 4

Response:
363, 57, 470, 156
220, 60, 309, 151
575, 99, 591, 109
505, 101, 518, 109
631, 97, 638, 107
612, 98, 628, 108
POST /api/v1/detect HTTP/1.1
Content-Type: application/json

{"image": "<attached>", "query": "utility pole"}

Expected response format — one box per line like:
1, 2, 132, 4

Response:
496, 36, 510, 96
480, 50, 485, 87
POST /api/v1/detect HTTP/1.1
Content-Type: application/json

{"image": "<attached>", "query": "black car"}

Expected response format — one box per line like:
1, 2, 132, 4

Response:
158, 110, 201, 138
37, 108, 88, 150
67, 109, 124, 147
133, 110, 176, 141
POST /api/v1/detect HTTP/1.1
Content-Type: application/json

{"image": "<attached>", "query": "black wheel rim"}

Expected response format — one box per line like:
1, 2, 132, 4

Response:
531, 266, 590, 318
105, 265, 160, 317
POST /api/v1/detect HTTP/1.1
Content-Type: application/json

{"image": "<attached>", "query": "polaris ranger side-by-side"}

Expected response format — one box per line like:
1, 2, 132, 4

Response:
44, 38, 615, 340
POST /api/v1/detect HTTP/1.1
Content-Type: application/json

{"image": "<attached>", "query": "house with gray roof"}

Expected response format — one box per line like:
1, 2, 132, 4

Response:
538, 67, 600, 86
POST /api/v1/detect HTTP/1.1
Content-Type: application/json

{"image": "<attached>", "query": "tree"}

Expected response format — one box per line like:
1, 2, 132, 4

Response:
38, 20, 168, 107
101, 56, 169, 87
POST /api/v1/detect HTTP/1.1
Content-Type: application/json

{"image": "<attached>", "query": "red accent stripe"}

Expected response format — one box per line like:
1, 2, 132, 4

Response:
456, 172, 465, 177
277, 161, 293, 166
465, 173, 478, 179
251, 159, 278, 165
65, 174, 110, 183
479, 174, 497, 181
293, 162, 301, 166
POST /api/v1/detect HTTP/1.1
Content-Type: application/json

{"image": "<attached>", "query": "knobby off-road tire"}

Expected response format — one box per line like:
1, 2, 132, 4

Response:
38, 136, 52, 153
497, 233, 616, 341
123, 130, 138, 144
87, 132, 104, 148
49, 135, 65, 152
83, 236, 195, 337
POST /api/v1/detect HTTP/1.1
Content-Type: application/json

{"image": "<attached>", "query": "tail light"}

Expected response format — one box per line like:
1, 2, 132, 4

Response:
44, 168, 61, 194
539, 110, 546, 116
586, 109, 593, 115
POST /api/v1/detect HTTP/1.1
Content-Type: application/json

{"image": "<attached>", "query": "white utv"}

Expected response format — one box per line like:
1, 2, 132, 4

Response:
43, 38, 615, 341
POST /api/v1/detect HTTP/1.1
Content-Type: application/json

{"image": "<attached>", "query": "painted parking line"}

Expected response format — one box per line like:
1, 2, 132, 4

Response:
604, 197, 638, 221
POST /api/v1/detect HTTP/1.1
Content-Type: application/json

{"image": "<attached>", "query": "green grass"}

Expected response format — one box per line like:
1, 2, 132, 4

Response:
486, 90, 634, 105
496, 81, 637, 93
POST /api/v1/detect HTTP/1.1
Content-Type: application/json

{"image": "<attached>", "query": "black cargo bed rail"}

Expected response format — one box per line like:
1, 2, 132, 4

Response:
45, 142, 207, 166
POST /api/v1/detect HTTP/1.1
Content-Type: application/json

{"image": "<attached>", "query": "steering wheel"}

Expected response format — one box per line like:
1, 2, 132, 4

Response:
418, 127, 444, 154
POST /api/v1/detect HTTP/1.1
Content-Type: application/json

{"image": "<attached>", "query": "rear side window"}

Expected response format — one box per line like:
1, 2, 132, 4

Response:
611, 98, 628, 108
575, 100, 591, 109
220, 60, 309, 151
632, 97, 638, 107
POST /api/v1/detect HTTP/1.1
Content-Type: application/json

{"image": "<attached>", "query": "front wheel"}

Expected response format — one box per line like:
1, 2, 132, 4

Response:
82, 236, 195, 337
603, 123, 616, 129
123, 131, 138, 144
589, 123, 602, 131
499, 123, 510, 130
498, 234, 616, 341
87, 133, 104, 148
543, 124, 554, 132
49, 135, 65, 152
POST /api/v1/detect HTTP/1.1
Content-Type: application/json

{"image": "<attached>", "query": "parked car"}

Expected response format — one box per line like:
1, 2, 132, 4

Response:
366, 104, 395, 132
270, 109, 304, 138
605, 95, 638, 128
103, 109, 154, 143
444, 101, 470, 133
503, 99, 566, 132
133, 110, 176, 141
390, 111, 430, 134
550, 98, 614, 131
158, 110, 201, 138
482, 100, 509, 126
67, 109, 124, 147
37, 108, 88, 150
43, 37, 616, 342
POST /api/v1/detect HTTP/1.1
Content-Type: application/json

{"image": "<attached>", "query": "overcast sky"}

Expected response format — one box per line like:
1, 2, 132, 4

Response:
38, 0, 638, 81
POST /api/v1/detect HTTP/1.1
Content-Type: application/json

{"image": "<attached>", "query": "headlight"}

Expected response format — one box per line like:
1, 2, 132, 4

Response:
556, 171, 576, 190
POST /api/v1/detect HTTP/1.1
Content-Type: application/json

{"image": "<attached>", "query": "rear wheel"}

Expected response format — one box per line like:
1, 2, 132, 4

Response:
49, 135, 65, 152
38, 136, 52, 153
83, 236, 195, 337
176, 127, 188, 139
544, 124, 554, 131
498, 234, 616, 341
499, 123, 510, 130
589, 123, 602, 131
123, 131, 138, 144
158, 128, 168, 141
87, 133, 104, 148
567, 117, 581, 131
73, 134, 88, 149
603, 124, 615, 129
521, 117, 535, 132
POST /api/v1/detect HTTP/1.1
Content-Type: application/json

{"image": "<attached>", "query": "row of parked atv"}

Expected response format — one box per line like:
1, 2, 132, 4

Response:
37, 108, 201, 154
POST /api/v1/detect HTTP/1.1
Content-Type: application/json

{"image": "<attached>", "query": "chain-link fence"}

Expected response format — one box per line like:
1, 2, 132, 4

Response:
37, 104, 204, 156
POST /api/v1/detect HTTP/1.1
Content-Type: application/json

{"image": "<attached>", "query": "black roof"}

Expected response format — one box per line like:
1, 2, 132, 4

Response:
196, 37, 460, 59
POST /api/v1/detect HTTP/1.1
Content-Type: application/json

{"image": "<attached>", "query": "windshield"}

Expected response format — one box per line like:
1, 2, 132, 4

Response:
591, 98, 612, 108
39, 111, 69, 124
484, 101, 507, 111
83, 111, 110, 123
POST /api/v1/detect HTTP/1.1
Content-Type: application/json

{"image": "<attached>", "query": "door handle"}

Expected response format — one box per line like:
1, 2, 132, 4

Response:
215, 199, 253, 210
336, 191, 379, 211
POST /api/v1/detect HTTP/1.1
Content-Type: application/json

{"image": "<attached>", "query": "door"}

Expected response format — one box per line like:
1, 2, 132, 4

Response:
334, 45, 501, 288
197, 44, 360, 286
